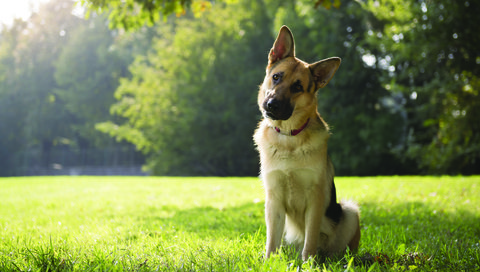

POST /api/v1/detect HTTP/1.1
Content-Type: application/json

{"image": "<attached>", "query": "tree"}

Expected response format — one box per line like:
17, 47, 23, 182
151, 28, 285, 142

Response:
98, 1, 272, 175
0, 0, 81, 174
99, 0, 407, 176
54, 14, 131, 148
0, 0, 146, 175
0, 20, 29, 175
363, 0, 480, 174
76, 0, 479, 175
266, 0, 405, 175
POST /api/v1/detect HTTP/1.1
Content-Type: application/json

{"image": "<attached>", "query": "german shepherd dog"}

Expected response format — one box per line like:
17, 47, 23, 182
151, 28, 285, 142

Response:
254, 26, 360, 261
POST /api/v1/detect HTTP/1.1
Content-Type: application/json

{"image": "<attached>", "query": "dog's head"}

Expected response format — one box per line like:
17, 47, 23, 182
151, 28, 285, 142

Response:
258, 26, 341, 121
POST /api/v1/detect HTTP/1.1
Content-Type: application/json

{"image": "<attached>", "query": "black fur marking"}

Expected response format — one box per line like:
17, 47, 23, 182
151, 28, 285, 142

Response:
307, 72, 314, 93
268, 58, 288, 73
290, 80, 303, 93
325, 177, 343, 224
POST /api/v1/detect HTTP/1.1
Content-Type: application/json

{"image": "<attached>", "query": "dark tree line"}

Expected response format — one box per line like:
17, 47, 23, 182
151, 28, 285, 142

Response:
1, 0, 478, 176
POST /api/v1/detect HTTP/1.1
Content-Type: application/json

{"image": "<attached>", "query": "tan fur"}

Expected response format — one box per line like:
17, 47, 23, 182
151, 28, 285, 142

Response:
254, 26, 360, 261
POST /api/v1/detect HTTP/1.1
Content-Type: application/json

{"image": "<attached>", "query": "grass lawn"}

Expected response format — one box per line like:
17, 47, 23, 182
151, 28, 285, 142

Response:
0, 176, 479, 271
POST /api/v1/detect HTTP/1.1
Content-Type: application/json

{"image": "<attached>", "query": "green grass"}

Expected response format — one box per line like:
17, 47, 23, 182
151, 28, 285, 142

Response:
0, 176, 479, 271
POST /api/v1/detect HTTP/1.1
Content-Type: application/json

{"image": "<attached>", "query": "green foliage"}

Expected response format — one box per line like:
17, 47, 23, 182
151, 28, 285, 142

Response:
362, 0, 480, 174
100, 0, 408, 176
0, 0, 143, 175
0, 0, 80, 175
1, 0, 478, 176
99, 1, 271, 175
79, 0, 343, 30
54, 14, 136, 148
272, 0, 406, 175
0, 176, 479, 271
97, 0, 479, 176
80, 0, 186, 29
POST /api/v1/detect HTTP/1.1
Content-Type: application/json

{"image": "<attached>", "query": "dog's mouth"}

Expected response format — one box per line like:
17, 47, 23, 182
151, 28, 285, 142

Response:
264, 111, 279, 120
265, 111, 277, 119
263, 111, 290, 121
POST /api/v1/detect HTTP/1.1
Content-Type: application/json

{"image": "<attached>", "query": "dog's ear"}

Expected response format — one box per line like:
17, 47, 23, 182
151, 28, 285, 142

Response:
309, 57, 341, 89
269, 25, 295, 64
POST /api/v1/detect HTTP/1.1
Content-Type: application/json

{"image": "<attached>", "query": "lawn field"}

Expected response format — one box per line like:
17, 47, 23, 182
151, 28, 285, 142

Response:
0, 176, 479, 271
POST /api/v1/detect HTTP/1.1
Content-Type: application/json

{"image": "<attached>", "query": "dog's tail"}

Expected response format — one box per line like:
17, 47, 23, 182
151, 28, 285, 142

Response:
326, 200, 361, 253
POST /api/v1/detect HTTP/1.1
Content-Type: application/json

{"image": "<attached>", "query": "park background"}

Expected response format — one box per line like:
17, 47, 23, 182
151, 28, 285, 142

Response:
1, 1, 479, 270
0, 0, 478, 177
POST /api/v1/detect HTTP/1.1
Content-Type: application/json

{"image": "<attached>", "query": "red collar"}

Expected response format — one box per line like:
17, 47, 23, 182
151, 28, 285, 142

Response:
274, 118, 310, 136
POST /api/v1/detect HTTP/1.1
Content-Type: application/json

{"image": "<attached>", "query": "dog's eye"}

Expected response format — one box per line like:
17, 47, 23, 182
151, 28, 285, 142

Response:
272, 73, 282, 82
291, 81, 303, 93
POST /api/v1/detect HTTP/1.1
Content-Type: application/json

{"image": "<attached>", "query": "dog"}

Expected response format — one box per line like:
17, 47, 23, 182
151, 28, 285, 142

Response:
253, 25, 360, 261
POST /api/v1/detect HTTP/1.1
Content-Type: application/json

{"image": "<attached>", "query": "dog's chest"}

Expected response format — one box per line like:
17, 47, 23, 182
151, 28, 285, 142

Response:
263, 167, 327, 229
261, 132, 329, 212
276, 168, 319, 206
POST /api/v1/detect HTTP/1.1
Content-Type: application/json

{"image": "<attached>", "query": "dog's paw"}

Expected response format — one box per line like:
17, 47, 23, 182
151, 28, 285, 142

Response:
302, 250, 317, 261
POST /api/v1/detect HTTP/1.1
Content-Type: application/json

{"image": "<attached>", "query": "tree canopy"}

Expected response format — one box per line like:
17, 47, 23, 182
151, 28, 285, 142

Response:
363, 0, 480, 174
0, 0, 144, 175
0, 0, 478, 176
79, 0, 341, 29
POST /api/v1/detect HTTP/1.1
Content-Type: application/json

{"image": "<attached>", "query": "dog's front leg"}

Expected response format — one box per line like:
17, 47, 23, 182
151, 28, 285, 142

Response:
302, 196, 323, 261
265, 195, 285, 258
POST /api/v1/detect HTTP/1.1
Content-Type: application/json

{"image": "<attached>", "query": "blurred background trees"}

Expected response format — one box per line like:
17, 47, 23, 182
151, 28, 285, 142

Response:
0, 0, 143, 175
0, 0, 478, 176
362, 0, 480, 174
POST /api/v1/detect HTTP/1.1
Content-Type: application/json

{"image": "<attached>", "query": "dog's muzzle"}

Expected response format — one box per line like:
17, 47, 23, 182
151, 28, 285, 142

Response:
263, 98, 293, 120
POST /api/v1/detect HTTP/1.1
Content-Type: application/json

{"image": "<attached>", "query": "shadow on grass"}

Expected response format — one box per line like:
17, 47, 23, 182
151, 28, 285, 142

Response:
360, 201, 480, 245
140, 200, 479, 270
355, 201, 480, 270
137, 202, 266, 239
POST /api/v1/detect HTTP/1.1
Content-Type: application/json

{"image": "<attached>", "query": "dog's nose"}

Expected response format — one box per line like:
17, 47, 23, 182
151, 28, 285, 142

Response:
266, 98, 280, 111
263, 97, 293, 120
